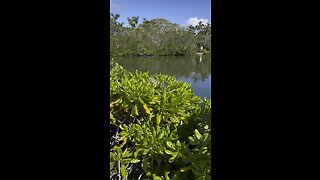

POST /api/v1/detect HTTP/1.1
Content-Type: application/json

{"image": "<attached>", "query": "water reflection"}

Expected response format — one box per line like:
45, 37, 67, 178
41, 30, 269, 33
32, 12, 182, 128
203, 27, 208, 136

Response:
114, 55, 211, 98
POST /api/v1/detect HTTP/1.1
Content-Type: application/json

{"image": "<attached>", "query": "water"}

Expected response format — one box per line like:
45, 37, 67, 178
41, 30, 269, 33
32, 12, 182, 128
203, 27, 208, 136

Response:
114, 55, 211, 99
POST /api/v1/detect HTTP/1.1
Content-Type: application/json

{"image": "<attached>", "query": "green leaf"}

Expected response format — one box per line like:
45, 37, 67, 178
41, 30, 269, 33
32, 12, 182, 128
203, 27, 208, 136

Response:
188, 136, 195, 142
189, 136, 198, 145
142, 149, 150, 155
149, 113, 154, 121
169, 152, 178, 163
143, 104, 151, 114
164, 170, 170, 180
131, 105, 139, 116
203, 133, 209, 142
122, 148, 132, 158
166, 141, 175, 150
159, 149, 164, 155
152, 174, 163, 180
130, 159, 141, 163
120, 164, 127, 180
180, 167, 191, 172
121, 158, 131, 165
164, 149, 174, 155
170, 115, 180, 123
110, 112, 116, 124
110, 152, 117, 162
114, 146, 122, 155
156, 114, 161, 126
158, 132, 164, 140
194, 129, 203, 141
162, 92, 167, 102
138, 97, 146, 105
123, 124, 129, 132
176, 140, 181, 147
134, 148, 144, 158
152, 127, 157, 136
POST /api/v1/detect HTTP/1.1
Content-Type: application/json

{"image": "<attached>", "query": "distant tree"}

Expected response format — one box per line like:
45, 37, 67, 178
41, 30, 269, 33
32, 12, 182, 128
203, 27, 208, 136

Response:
127, 16, 139, 28
110, 13, 210, 56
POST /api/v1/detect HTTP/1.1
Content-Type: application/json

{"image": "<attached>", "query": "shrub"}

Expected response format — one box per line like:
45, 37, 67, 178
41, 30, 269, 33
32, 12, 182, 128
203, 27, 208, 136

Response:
203, 49, 210, 55
110, 62, 211, 180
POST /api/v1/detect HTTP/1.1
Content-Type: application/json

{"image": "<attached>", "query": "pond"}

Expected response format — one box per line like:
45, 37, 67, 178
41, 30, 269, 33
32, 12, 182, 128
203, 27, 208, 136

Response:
114, 55, 211, 99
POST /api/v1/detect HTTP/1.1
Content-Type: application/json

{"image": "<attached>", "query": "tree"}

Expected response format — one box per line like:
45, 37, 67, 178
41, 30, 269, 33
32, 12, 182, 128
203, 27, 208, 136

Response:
127, 16, 139, 28
110, 13, 209, 56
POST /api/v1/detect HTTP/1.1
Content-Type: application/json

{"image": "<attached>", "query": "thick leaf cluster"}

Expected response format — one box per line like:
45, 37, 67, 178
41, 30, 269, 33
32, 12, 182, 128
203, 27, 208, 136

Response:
110, 63, 211, 180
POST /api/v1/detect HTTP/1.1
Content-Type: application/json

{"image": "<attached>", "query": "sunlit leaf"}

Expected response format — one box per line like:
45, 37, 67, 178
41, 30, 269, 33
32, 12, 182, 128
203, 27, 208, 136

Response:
143, 104, 151, 114
194, 129, 203, 141
120, 164, 127, 180
156, 113, 161, 125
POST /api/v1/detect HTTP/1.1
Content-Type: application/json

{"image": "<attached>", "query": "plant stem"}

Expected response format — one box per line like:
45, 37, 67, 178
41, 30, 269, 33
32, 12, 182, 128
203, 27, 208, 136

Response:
118, 156, 121, 180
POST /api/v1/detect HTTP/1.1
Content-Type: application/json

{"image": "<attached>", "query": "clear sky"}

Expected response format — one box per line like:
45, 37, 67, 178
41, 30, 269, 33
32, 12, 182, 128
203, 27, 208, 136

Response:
110, 0, 211, 27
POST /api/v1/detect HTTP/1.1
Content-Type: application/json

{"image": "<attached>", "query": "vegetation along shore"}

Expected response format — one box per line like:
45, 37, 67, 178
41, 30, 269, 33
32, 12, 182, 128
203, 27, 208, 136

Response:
110, 14, 211, 57
110, 13, 212, 179
110, 61, 211, 179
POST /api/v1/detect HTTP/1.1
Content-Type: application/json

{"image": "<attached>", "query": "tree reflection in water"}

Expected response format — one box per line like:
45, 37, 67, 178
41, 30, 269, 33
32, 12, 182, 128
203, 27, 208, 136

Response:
115, 55, 211, 81
114, 55, 211, 98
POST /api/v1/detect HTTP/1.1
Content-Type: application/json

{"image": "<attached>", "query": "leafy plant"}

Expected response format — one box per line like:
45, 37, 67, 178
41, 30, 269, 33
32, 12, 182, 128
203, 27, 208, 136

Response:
110, 63, 212, 179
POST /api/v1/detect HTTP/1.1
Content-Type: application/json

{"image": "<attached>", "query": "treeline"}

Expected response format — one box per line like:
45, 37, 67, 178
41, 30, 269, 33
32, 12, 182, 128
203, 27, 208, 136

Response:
110, 14, 211, 57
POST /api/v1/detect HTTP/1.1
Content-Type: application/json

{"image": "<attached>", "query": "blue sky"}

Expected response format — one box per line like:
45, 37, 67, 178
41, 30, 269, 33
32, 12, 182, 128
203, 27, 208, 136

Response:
110, 0, 211, 27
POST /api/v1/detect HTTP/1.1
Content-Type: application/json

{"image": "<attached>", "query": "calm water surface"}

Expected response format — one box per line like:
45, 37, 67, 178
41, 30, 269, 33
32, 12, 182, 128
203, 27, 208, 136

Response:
114, 55, 211, 99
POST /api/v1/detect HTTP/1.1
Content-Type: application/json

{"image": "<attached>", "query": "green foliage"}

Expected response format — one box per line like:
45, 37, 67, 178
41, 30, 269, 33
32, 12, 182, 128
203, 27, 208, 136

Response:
110, 63, 212, 179
110, 14, 211, 57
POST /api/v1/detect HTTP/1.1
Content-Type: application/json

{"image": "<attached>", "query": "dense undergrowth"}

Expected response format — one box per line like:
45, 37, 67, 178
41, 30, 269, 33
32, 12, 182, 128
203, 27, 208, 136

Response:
110, 60, 212, 179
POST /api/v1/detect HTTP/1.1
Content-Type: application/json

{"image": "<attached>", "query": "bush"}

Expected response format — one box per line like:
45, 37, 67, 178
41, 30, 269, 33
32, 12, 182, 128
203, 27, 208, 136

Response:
203, 49, 210, 55
110, 62, 212, 180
